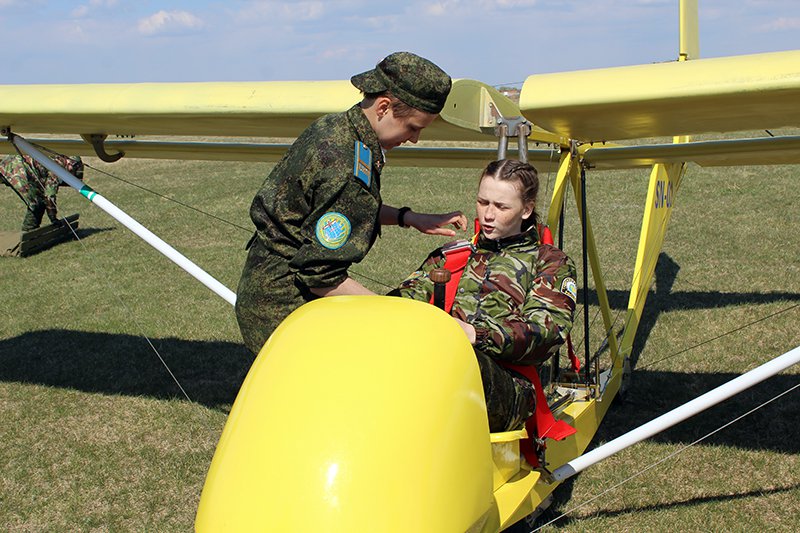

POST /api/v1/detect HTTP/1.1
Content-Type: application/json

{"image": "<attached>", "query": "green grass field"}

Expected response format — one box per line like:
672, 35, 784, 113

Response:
1, 139, 798, 531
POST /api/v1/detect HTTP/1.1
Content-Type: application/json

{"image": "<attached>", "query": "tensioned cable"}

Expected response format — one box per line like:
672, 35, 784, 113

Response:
492, 81, 525, 89
533, 380, 800, 531
84, 163, 251, 233
640, 303, 799, 371
62, 216, 193, 402
572, 160, 690, 370
531, 162, 798, 526
18, 144, 192, 401
63, 148, 788, 396
532, 188, 799, 527
82, 160, 398, 291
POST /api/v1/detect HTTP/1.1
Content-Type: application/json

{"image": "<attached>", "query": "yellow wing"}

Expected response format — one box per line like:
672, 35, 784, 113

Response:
519, 50, 800, 142
3, 50, 800, 169
0, 79, 523, 167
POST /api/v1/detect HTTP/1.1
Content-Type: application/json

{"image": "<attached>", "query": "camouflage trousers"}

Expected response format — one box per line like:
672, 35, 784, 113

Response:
236, 241, 318, 355
22, 202, 46, 231
2, 174, 52, 231
475, 352, 535, 432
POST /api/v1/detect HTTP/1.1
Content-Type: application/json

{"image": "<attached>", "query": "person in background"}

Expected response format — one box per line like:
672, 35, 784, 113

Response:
236, 51, 467, 355
0, 153, 84, 231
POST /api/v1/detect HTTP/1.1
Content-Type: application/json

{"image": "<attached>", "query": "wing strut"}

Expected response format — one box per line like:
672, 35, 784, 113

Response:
549, 344, 800, 483
4, 130, 236, 306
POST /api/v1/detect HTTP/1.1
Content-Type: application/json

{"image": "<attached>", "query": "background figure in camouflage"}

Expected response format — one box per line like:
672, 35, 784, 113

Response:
395, 160, 577, 432
0, 153, 84, 231
236, 52, 467, 355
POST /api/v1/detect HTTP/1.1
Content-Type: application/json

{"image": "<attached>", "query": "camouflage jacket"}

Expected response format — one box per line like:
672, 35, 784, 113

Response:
0, 154, 62, 216
397, 226, 577, 365
247, 104, 384, 287
236, 104, 385, 354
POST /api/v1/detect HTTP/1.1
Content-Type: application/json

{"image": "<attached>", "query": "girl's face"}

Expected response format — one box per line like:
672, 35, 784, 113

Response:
476, 175, 534, 240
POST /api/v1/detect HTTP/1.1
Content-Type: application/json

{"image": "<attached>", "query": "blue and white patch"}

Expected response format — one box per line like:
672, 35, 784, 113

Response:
561, 277, 577, 303
315, 212, 351, 250
353, 141, 372, 187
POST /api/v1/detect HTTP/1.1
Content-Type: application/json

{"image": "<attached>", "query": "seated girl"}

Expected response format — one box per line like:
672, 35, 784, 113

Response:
393, 159, 577, 432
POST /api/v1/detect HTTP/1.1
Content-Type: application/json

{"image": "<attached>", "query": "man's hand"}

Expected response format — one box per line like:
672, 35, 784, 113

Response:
407, 211, 467, 237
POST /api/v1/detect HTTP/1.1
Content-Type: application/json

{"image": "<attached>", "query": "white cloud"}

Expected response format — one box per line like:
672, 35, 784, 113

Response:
236, 1, 326, 23
759, 16, 800, 31
423, 2, 450, 16
138, 10, 204, 35
320, 46, 357, 60
71, 0, 120, 19
422, 0, 542, 16
487, 0, 538, 7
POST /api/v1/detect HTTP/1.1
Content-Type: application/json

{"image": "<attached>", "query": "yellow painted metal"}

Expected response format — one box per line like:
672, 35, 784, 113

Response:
196, 296, 500, 533
0, 78, 517, 143
492, 377, 622, 528
583, 135, 800, 169
441, 79, 517, 134
11, 134, 799, 169
0, 80, 355, 137
519, 50, 800, 141
439, 79, 566, 146
194, 294, 624, 532
490, 430, 525, 491
619, 162, 685, 358
0, 137, 564, 170
679, 0, 699, 61
545, 149, 575, 233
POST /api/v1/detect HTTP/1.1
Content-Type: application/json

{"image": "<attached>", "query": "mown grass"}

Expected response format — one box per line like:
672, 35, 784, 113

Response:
1, 133, 798, 531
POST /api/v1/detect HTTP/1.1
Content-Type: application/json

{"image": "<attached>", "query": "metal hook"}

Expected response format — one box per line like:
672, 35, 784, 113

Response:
81, 133, 125, 162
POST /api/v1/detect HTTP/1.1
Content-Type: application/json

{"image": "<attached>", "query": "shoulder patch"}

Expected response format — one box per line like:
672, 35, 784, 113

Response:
353, 141, 372, 187
315, 212, 351, 250
560, 276, 577, 303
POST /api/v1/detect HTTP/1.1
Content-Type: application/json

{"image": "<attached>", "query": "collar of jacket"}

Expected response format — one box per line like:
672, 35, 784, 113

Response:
347, 104, 385, 173
476, 224, 540, 252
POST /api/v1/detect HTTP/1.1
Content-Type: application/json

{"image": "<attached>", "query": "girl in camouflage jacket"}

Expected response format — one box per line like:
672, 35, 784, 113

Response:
396, 160, 577, 432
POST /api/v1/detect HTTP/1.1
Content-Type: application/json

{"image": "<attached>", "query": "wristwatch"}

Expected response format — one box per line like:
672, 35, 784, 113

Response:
397, 206, 412, 228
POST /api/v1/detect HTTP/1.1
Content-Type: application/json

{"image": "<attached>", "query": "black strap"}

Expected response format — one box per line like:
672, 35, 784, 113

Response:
397, 206, 411, 228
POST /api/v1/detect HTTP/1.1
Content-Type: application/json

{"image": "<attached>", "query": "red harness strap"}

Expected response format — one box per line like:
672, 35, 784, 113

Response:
430, 222, 576, 465
501, 362, 576, 466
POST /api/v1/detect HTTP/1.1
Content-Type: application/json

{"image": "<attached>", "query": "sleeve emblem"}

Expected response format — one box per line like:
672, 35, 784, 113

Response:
560, 276, 577, 303
315, 212, 351, 250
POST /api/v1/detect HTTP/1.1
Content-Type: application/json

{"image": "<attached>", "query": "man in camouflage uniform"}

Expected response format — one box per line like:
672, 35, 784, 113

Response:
395, 161, 577, 432
0, 153, 84, 231
236, 52, 467, 354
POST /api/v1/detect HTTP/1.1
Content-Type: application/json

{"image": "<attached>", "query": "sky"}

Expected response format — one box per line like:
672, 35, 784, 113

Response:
1, 0, 798, 86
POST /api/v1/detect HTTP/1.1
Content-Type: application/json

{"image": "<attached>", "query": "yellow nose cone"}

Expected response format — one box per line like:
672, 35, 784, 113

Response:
196, 296, 498, 533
